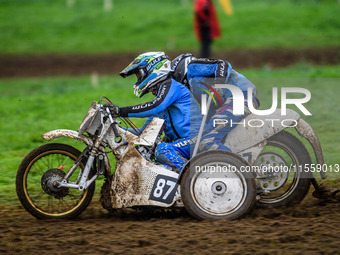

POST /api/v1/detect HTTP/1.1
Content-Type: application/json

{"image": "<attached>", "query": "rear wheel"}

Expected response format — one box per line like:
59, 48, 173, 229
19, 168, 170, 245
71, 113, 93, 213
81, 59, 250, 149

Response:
16, 143, 95, 219
255, 131, 312, 208
181, 151, 256, 220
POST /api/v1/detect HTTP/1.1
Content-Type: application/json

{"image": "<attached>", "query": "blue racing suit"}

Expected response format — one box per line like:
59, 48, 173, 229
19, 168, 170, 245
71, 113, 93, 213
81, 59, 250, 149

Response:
186, 58, 260, 152
120, 77, 202, 172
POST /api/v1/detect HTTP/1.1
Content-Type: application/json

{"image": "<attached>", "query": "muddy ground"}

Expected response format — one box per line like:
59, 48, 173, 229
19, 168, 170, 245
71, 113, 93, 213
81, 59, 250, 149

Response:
1, 48, 340, 78
0, 191, 340, 255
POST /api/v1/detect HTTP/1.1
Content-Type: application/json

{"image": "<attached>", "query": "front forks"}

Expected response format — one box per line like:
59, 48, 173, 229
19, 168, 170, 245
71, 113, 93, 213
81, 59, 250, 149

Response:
57, 114, 114, 191
58, 146, 100, 191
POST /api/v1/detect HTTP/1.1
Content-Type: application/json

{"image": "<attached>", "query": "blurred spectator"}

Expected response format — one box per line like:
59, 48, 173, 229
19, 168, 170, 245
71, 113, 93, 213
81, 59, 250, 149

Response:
194, 0, 221, 58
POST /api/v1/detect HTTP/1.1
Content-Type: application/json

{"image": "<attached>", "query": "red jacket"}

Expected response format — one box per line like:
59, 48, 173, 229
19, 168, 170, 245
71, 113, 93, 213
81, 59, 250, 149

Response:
194, 0, 221, 41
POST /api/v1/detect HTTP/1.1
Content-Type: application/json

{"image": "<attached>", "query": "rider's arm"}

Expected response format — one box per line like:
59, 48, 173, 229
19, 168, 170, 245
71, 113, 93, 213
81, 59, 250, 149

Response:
187, 59, 232, 83
120, 79, 180, 118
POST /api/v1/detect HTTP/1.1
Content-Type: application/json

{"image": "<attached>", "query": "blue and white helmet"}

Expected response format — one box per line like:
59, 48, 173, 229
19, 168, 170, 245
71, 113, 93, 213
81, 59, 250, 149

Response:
119, 52, 171, 97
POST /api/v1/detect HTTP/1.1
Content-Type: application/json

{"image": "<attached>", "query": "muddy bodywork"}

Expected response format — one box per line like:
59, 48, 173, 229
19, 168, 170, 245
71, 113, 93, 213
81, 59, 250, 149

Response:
105, 118, 180, 209
42, 129, 94, 146
42, 117, 179, 209
222, 109, 324, 176
223, 109, 300, 163
108, 143, 179, 209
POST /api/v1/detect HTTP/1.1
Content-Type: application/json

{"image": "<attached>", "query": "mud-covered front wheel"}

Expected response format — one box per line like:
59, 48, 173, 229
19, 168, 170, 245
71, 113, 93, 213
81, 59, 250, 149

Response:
181, 151, 256, 220
16, 143, 95, 219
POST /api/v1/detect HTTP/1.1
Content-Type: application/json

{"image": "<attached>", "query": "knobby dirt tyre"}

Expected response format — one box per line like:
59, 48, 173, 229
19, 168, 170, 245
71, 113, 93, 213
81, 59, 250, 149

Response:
16, 143, 95, 219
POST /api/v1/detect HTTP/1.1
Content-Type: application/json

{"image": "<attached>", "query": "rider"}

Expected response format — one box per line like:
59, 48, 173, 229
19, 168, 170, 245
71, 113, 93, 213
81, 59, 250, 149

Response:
171, 53, 260, 152
107, 52, 202, 173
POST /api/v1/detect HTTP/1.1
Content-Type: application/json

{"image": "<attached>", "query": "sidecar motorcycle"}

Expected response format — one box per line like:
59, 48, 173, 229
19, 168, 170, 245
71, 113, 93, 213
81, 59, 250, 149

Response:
16, 97, 325, 220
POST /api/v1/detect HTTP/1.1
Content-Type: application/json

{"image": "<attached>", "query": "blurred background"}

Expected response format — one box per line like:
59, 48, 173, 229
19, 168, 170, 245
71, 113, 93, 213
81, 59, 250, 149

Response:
1, 0, 340, 76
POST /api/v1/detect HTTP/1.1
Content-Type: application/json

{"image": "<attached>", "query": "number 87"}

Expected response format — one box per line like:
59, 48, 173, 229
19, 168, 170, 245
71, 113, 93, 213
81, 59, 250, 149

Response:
153, 178, 176, 200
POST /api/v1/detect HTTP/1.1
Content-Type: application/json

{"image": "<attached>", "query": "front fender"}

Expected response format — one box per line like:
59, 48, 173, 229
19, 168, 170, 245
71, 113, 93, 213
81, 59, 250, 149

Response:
220, 109, 325, 179
42, 129, 94, 146
224, 109, 300, 153
295, 118, 325, 179
42, 129, 113, 178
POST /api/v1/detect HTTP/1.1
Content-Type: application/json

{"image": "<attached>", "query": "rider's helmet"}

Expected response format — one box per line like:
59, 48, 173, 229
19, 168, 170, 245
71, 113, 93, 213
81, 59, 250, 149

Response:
171, 53, 196, 87
119, 52, 171, 98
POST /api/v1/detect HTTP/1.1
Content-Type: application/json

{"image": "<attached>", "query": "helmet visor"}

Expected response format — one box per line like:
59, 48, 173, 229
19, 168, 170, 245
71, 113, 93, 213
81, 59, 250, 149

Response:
136, 69, 146, 84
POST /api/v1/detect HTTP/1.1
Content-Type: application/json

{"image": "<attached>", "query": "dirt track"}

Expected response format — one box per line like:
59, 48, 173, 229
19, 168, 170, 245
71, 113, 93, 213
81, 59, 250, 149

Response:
1, 48, 340, 78
1, 191, 340, 255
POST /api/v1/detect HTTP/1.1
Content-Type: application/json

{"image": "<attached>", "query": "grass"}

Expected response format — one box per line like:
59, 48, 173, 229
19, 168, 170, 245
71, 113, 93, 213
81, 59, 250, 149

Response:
1, 0, 340, 54
0, 63, 339, 204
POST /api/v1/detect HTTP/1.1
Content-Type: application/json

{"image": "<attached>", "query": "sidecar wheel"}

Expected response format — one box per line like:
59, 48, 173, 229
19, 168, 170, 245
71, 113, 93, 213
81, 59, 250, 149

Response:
255, 131, 312, 208
180, 151, 256, 221
16, 143, 95, 219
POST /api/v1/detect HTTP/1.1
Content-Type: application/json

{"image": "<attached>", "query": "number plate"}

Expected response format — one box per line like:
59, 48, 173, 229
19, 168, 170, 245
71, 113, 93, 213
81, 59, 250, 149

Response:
149, 174, 178, 204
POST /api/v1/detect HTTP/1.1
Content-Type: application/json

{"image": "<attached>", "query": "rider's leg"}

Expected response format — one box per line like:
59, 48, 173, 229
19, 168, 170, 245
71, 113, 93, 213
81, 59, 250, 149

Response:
199, 94, 249, 152
155, 137, 191, 173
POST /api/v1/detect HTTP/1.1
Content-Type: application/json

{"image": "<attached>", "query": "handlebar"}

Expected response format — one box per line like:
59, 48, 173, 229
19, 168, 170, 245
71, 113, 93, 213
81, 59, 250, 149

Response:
105, 107, 122, 143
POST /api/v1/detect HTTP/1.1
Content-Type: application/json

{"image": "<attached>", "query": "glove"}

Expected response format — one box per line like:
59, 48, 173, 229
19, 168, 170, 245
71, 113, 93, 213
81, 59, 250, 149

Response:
103, 104, 120, 117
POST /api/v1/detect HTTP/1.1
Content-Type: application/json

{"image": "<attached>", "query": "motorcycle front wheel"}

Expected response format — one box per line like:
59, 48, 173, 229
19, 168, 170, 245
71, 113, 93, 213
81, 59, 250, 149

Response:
181, 150, 256, 221
16, 143, 95, 219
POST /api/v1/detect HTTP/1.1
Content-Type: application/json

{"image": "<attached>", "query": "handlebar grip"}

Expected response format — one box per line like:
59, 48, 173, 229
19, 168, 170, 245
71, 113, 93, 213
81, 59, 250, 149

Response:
111, 123, 122, 143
